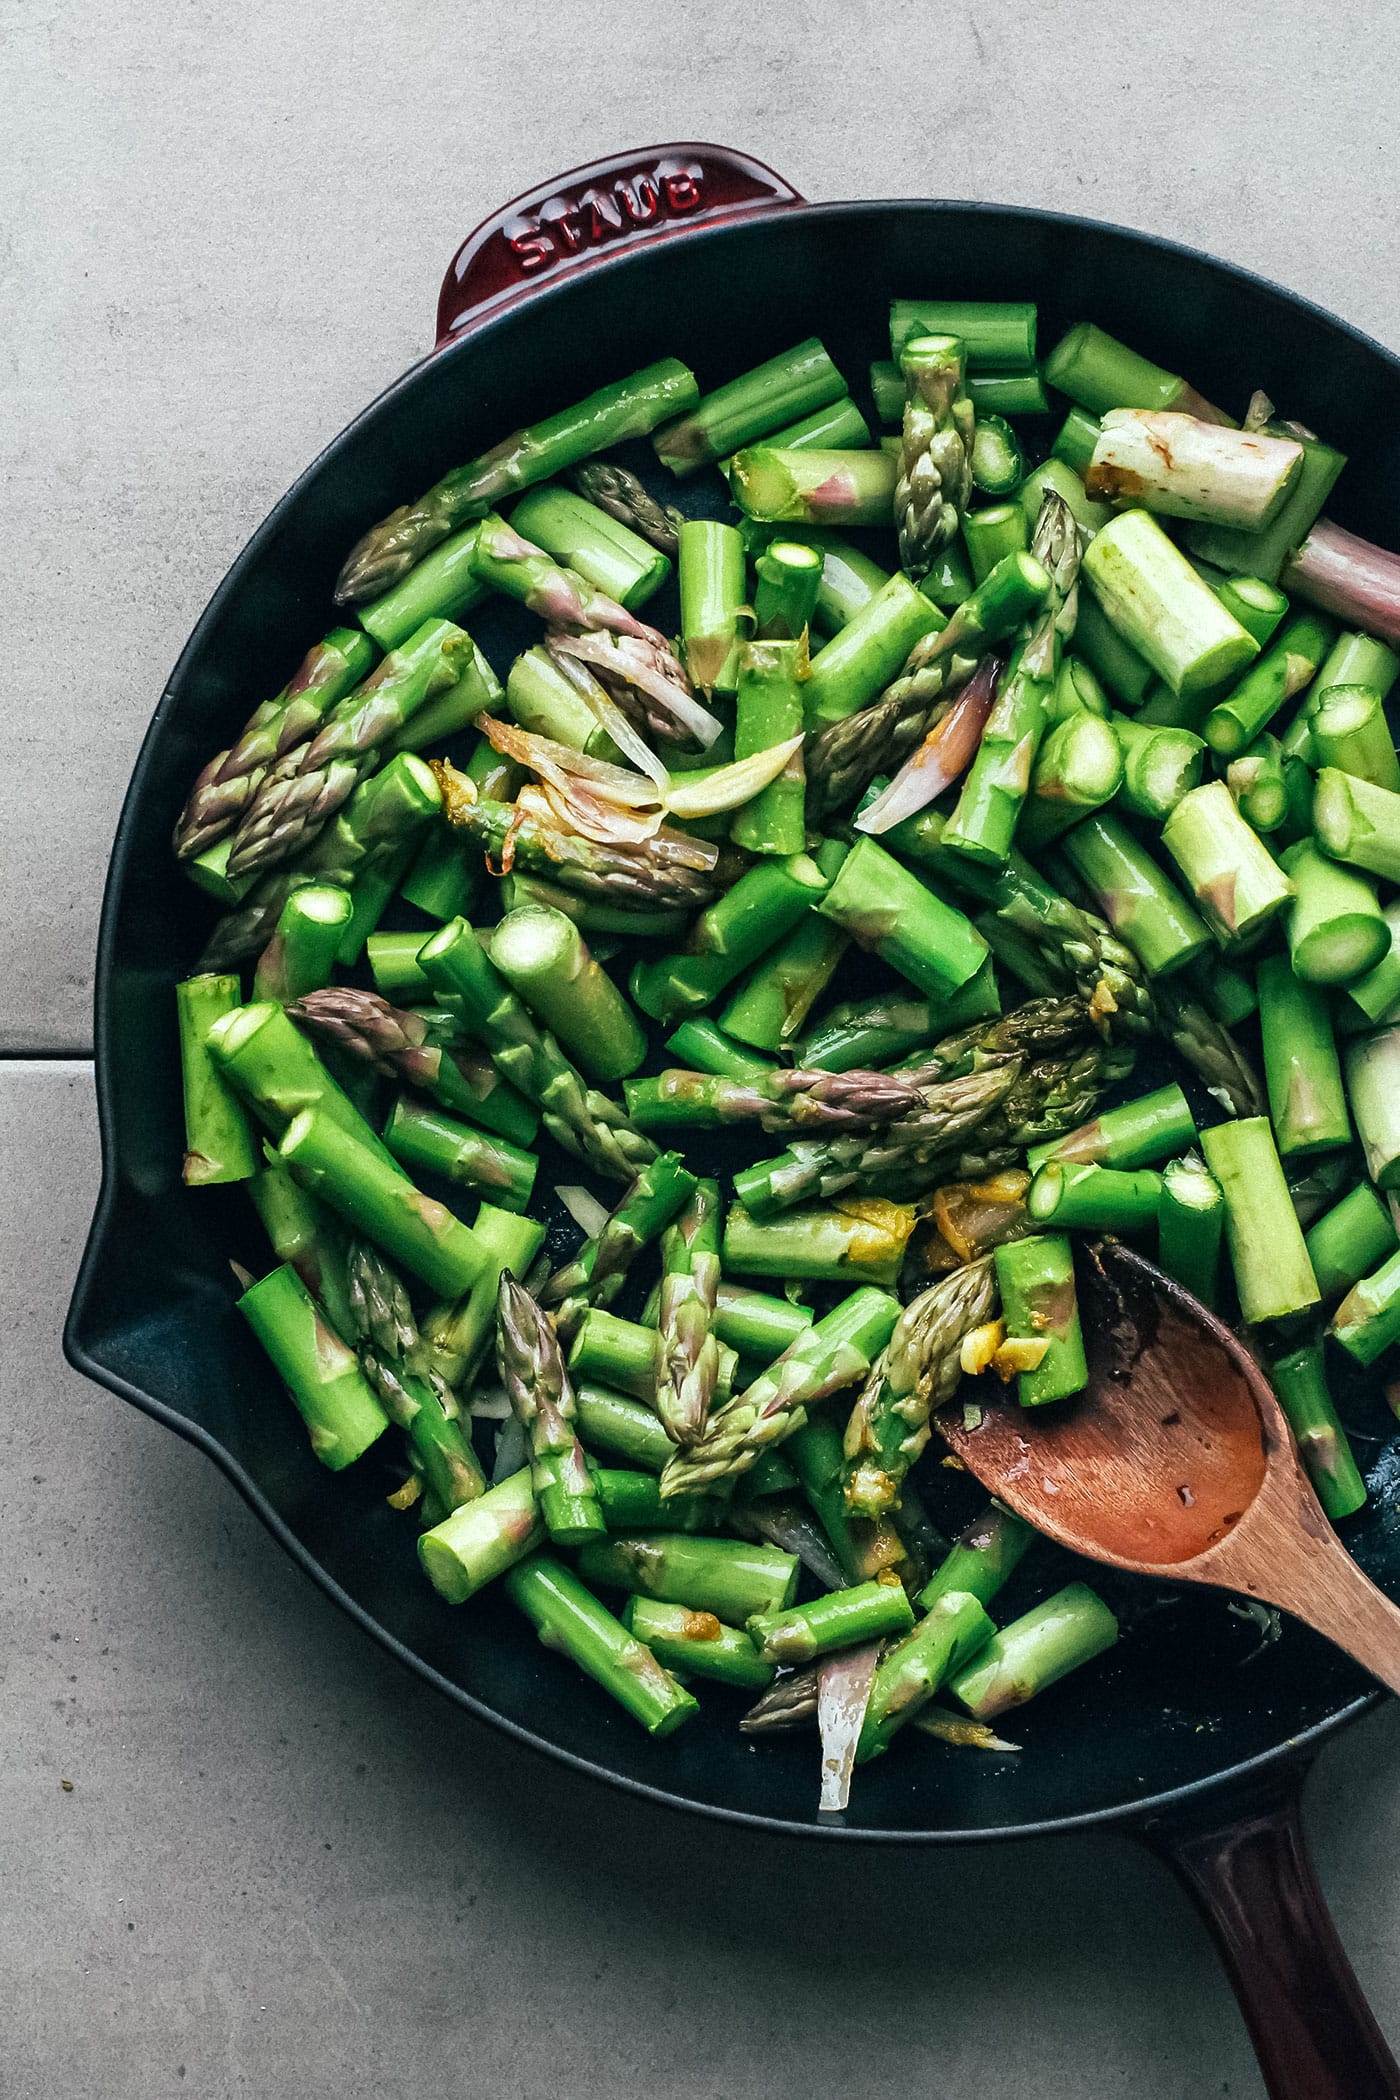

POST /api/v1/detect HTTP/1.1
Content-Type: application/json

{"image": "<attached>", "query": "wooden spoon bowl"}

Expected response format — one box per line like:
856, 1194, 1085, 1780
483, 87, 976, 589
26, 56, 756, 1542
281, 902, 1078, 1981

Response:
939, 1239, 1400, 1696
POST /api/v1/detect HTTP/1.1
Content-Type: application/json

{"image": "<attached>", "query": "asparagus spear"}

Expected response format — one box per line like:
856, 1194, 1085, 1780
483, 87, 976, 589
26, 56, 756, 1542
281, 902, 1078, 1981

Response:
631, 853, 832, 1023
970, 415, 1026, 498
1200, 1117, 1321, 1321
569, 1310, 661, 1400
200, 750, 441, 970
1305, 1184, 1399, 1301
488, 904, 646, 1083
731, 640, 807, 855
856, 1592, 996, 1760
173, 628, 378, 860
890, 300, 1038, 368
574, 1383, 674, 1472
1073, 594, 1155, 706
753, 539, 824, 640
209, 999, 397, 1159
418, 916, 655, 1183
798, 970, 1000, 1073
1059, 811, 1210, 977
1345, 1030, 1400, 1190
803, 572, 944, 728
1085, 411, 1301, 527
658, 1288, 901, 1497
278, 1108, 486, 1300
654, 1180, 724, 1446
663, 1019, 775, 1082
817, 836, 989, 1000
732, 447, 898, 527
626, 1063, 928, 1137
1281, 840, 1389, 984
1017, 710, 1124, 849
1027, 1081, 1195, 1173
227, 621, 479, 879
621, 1599, 774, 1689
919, 1505, 1034, 1612
886, 810, 1155, 1039
1313, 768, 1400, 886
366, 930, 435, 1003
1083, 510, 1258, 697
962, 501, 1030, 582
176, 974, 258, 1186
250, 886, 353, 1005
1043, 323, 1231, 423
841, 1256, 999, 1517
593, 1470, 726, 1535
1026, 1160, 1162, 1232
496, 1274, 604, 1546
1310, 685, 1400, 793
356, 525, 488, 651
749, 1578, 915, 1666
287, 985, 536, 1137
1160, 781, 1294, 948
419, 1469, 543, 1602
808, 549, 1048, 817
508, 485, 670, 611
737, 1034, 1130, 1216
1157, 1153, 1225, 1307
434, 769, 732, 913
994, 1233, 1087, 1405
1110, 713, 1204, 821
948, 1584, 1119, 1720
718, 844, 851, 1052
1331, 1247, 1400, 1366
540, 1151, 696, 1340
504, 1555, 698, 1736
344, 1239, 486, 1509
568, 461, 684, 555
678, 521, 745, 693
894, 335, 975, 577
238, 1263, 389, 1470
382, 1096, 537, 1213
941, 490, 1082, 863
1268, 1337, 1366, 1520
249, 1155, 356, 1342
1203, 611, 1336, 757
336, 360, 698, 602
654, 339, 845, 475
579, 1534, 800, 1620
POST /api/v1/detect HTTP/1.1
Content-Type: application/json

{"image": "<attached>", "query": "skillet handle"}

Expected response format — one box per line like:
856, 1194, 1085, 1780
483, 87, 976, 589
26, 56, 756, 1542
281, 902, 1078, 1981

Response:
1139, 1761, 1400, 2100
435, 144, 804, 347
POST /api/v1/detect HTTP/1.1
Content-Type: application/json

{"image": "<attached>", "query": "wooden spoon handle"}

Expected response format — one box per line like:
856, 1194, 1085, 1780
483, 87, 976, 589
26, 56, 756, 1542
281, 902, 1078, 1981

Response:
1142, 1764, 1400, 2100
1254, 1527, 1400, 1698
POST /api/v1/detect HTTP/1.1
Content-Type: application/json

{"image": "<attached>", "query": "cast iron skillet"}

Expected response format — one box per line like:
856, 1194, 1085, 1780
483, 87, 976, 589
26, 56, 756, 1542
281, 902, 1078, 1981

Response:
64, 144, 1400, 2099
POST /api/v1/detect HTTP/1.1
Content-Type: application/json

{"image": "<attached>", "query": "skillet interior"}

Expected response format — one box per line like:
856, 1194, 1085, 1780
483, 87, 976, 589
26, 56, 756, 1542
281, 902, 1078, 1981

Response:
67, 199, 1400, 1838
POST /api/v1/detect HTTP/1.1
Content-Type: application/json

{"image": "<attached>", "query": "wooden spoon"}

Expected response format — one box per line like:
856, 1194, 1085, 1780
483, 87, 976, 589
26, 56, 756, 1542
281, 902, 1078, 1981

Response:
939, 1238, 1400, 1694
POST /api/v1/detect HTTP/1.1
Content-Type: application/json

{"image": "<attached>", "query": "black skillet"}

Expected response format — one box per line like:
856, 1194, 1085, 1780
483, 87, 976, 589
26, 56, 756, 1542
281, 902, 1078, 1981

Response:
63, 145, 1400, 2098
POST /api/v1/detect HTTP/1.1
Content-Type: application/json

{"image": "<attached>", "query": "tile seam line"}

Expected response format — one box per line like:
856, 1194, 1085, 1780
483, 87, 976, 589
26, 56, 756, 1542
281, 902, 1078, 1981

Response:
0, 1049, 96, 1064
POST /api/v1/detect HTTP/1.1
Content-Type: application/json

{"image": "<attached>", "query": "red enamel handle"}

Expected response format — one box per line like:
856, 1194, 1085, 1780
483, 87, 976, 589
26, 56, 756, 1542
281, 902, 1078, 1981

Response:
1140, 1763, 1400, 2099
435, 143, 803, 347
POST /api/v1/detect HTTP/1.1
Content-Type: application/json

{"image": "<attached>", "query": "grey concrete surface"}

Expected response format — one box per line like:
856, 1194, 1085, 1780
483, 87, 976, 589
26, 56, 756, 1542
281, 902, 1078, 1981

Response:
7, 0, 1400, 1047
9, 1054, 1400, 2098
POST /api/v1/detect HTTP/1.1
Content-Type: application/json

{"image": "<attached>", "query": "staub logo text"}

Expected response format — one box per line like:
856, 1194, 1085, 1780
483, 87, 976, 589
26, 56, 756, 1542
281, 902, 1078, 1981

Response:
502, 158, 705, 272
